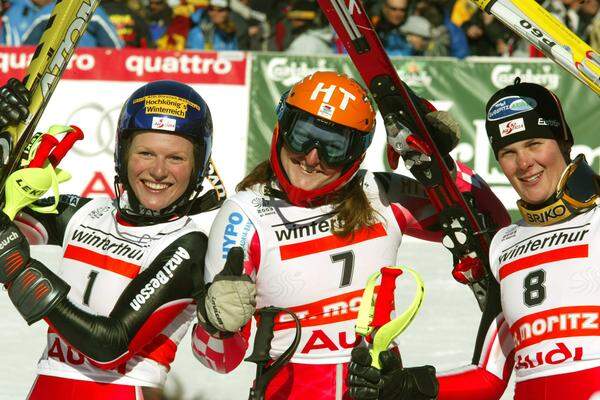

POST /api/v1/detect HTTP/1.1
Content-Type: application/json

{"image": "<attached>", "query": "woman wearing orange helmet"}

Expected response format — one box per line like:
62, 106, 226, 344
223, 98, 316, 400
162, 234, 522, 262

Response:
192, 71, 508, 399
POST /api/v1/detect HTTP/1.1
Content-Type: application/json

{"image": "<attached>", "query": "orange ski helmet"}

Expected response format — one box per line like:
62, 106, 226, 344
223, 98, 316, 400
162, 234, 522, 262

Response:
270, 71, 376, 206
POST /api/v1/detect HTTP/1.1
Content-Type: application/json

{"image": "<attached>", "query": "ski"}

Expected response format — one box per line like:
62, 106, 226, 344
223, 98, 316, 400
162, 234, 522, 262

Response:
0, 0, 100, 197
473, 0, 600, 95
317, 0, 497, 310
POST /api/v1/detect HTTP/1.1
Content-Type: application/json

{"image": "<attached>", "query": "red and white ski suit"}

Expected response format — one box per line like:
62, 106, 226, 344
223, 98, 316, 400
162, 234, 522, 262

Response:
437, 205, 600, 400
192, 165, 508, 399
14, 195, 207, 399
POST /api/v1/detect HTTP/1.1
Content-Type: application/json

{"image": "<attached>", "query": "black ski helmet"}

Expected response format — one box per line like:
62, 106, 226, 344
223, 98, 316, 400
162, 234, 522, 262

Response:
115, 80, 213, 221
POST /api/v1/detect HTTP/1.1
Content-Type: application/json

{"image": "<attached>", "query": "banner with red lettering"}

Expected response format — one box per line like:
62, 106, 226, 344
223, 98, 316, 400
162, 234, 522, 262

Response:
0, 47, 249, 211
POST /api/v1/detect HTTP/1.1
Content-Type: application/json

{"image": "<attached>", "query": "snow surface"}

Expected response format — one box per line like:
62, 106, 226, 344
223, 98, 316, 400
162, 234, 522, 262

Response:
0, 242, 514, 399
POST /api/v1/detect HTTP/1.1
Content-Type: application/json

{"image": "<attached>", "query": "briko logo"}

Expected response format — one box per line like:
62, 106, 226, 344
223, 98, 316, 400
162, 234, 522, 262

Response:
524, 203, 568, 225
487, 96, 536, 121
396, 62, 432, 87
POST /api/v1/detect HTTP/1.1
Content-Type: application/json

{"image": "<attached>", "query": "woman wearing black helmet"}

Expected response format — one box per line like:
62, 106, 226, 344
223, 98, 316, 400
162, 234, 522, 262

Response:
0, 79, 234, 399
347, 80, 600, 400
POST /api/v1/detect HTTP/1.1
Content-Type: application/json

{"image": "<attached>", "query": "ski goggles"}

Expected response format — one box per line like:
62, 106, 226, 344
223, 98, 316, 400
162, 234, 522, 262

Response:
279, 108, 374, 167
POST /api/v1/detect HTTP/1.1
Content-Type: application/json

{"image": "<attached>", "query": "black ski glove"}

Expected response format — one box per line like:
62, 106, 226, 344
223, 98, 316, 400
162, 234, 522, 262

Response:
404, 83, 460, 157
347, 347, 439, 400
0, 78, 30, 127
0, 211, 30, 284
0, 211, 69, 324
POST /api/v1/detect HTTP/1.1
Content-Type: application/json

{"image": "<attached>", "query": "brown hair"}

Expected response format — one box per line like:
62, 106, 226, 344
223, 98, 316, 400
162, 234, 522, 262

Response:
237, 161, 380, 237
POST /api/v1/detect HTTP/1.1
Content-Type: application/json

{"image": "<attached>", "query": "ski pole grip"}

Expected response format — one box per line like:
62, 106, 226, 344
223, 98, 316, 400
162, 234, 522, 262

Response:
48, 125, 83, 167
27, 134, 58, 168
245, 307, 278, 365
246, 307, 301, 400
371, 267, 403, 327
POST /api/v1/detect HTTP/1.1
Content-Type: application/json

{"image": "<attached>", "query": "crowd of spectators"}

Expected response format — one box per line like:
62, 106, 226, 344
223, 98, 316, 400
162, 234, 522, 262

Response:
0, 0, 598, 58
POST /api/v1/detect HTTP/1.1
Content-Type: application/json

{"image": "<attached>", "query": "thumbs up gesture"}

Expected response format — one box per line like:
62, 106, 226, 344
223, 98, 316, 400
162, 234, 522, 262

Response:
197, 247, 257, 333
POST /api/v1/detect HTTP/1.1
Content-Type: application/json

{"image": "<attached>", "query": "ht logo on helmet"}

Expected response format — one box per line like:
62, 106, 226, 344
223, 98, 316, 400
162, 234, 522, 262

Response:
311, 82, 356, 120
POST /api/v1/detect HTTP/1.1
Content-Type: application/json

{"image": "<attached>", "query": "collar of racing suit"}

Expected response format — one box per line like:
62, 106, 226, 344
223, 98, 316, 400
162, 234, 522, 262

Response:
517, 154, 600, 226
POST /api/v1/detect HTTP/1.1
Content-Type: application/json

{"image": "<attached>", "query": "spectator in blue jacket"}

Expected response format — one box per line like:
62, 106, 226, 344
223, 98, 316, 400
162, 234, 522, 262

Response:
372, 0, 413, 56
0, 0, 20, 46
186, 0, 239, 51
2, 0, 123, 48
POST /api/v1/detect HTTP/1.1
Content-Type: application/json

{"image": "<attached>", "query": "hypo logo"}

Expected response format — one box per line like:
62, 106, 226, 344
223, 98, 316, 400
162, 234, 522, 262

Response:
487, 96, 537, 121
222, 212, 244, 258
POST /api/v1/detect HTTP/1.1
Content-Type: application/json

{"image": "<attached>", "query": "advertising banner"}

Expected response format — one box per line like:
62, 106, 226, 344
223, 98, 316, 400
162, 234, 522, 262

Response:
249, 53, 598, 216
0, 47, 596, 219
0, 46, 250, 210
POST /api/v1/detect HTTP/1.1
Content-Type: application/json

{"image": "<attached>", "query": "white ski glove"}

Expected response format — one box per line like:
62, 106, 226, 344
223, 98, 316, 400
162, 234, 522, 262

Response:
197, 247, 256, 334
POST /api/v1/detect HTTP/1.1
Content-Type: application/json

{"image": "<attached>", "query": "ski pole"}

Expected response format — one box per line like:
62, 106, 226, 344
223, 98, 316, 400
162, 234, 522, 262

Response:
26, 125, 84, 169
355, 266, 425, 368
47, 126, 84, 167
245, 306, 301, 400
27, 134, 58, 169
317, 0, 508, 310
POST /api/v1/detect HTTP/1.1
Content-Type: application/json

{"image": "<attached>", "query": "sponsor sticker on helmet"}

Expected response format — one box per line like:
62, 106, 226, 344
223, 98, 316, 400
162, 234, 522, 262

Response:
538, 118, 560, 127
133, 95, 200, 119
317, 103, 335, 120
487, 96, 537, 121
152, 116, 177, 131
499, 117, 525, 137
